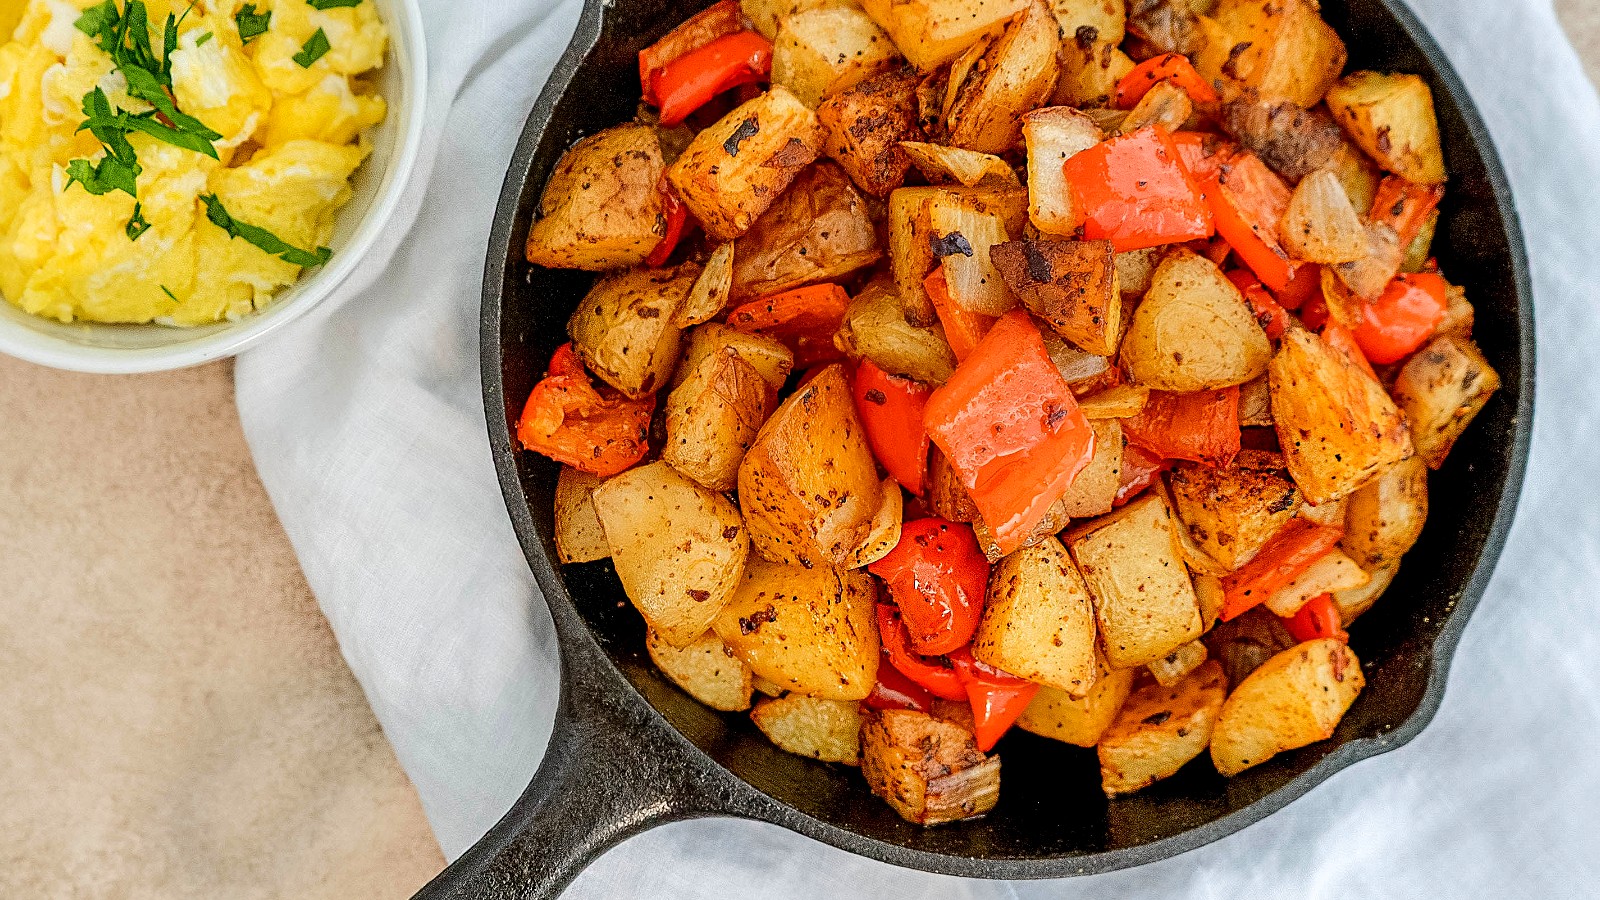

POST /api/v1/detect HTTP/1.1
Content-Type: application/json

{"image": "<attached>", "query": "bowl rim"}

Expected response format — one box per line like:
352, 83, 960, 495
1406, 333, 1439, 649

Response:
0, 0, 430, 375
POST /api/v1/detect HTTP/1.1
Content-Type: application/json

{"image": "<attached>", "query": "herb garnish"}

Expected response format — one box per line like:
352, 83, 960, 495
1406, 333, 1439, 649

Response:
160, 285, 180, 303
307, 0, 363, 8
126, 203, 151, 241
293, 28, 330, 67
201, 195, 333, 269
235, 3, 271, 43
195, 31, 212, 46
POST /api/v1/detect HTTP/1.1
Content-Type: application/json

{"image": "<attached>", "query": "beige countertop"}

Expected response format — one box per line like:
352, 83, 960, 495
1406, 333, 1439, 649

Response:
2, 8, 1595, 897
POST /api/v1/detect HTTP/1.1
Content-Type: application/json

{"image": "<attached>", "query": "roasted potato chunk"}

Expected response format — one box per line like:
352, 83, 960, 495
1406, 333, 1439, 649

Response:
672, 323, 796, 393
834, 277, 960, 385
553, 466, 610, 564
1326, 71, 1448, 186
1098, 660, 1227, 796
1167, 451, 1300, 571
1391, 334, 1501, 469
742, 0, 837, 40
944, 0, 1061, 155
713, 557, 879, 700
738, 364, 885, 568
1201, 0, 1347, 108
1078, 385, 1150, 420
817, 67, 923, 197
1147, 639, 1209, 687
1122, 250, 1273, 392
859, 0, 1027, 70
526, 124, 666, 270
731, 162, 881, 301
861, 709, 1001, 824
1341, 454, 1428, 569
990, 239, 1121, 357
773, 4, 902, 107
663, 347, 775, 491
647, 628, 754, 712
1022, 107, 1105, 236
568, 266, 694, 398
751, 695, 864, 763
677, 243, 734, 328
593, 463, 750, 647
1211, 638, 1365, 776
972, 536, 1099, 695
667, 87, 824, 240
1261, 547, 1369, 616
1270, 327, 1415, 504
1056, 419, 1124, 518
1055, 35, 1136, 108
1017, 655, 1135, 746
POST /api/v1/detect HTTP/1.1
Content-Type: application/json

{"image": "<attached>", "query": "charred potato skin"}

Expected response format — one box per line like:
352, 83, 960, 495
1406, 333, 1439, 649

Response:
567, 266, 694, 398
731, 162, 882, 301
817, 66, 924, 197
1098, 659, 1227, 796
990, 239, 1122, 357
860, 709, 1001, 825
1211, 638, 1365, 776
526, 124, 667, 270
1203, 0, 1347, 108
972, 536, 1099, 696
1391, 334, 1501, 469
1168, 451, 1301, 571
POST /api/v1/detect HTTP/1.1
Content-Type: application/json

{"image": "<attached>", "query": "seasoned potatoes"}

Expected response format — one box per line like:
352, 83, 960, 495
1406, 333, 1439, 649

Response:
568, 266, 694, 398
553, 466, 610, 564
990, 239, 1122, 357
1017, 655, 1135, 746
663, 346, 777, 491
1098, 660, 1227, 796
861, 709, 1001, 824
1341, 454, 1429, 570
973, 537, 1099, 695
1200, 0, 1347, 108
1391, 334, 1501, 469
1211, 639, 1365, 776
751, 695, 864, 764
1121, 250, 1273, 392
1326, 71, 1448, 185
647, 629, 754, 711
833, 277, 959, 384
526, 124, 666, 270
773, 4, 901, 107
817, 67, 923, 197
944, 0, 1062, 155
1167, 451, 1300, 571
859, 0, 1026, 70
731, 162, 881, 301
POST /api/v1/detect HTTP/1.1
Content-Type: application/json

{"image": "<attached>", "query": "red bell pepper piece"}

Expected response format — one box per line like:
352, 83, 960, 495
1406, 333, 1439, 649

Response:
1061, 126, 1214, 252
638, 0, 744, 105
1115, 442, 1169, 507
651, 30, 774, 127
1115, 53, 1220, 108
863, 654, 936, 713
876, 604, 968, 702
1321, 321, 1379, 380
1206, 150, 1298, 292
516, 344, 654, 477
1273, 261, 1321, 310
1369, 176, 1445, 251
924, 311, 1097, 556
1350, 272, 1449, 365
1219, 519, 1345, 621
949, 649, 1039, 753
1282, 593, 1348, 644
1123, 387, 1240, 469
727, 283, 849, 368
853, 359, 932, 496
1226, 269, 1290, 340
870, 518, 990, 656
645, 183, 689, 267
924, 269, 995, 363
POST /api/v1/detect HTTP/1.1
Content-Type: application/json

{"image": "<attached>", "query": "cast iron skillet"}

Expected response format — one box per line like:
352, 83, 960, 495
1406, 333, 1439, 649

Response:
418, 1, 1534, 896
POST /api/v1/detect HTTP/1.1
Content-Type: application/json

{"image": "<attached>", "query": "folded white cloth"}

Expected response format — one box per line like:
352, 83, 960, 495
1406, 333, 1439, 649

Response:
237, 0, 1600, 894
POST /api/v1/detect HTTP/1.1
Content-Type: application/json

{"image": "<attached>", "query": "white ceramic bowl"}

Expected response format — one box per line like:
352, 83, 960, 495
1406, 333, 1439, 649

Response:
0, 0, 427, 374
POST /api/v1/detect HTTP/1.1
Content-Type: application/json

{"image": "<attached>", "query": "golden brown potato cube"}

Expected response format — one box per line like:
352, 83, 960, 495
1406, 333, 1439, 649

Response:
1017, 655, 1135, 745
526, 124, 666, 270
1204, 0, 1347, 108
1341, 454, 1428, 570
834, 276, 959, 384
1070, 492, 1204, 669
568, 266, 694, 398
713, 557, 879, 700
667, 87, 824, 240
730, 162, 881, 301
1270, 327, 1415, 504
1078, 385, 1150, 420
1022, 106, 1105, 236
859, 0, 1027, 70
1147, 639, 1208, 687
900, 141, 1020, 189
944, 0, 1061, 155
1055, 37, 1135, 108
1167, 451, 1300, 571
751, 695, 864, 763
593, 463, 750, 647
738, 364, 885, 568
1119, 79, 1194, 135
1326, 71, 1447, 186
1098, 659, 1227, 796
774, 4, 902, 107
1333, 561, 1396, 623
1261, 547, 1369, 616
647, 628, 754, 712
664, 347, 774, 491
1211, 638, 1364, 776
1057, 419, 1124, 518
1122, 249, 1273, 392
990, 238, 1121, 357
888, 186, 943, 325
972, 536, 1099, 695
817, 67, 922, 197
742, 0, 839, 40
554, 466, 610, 564
1391, 334, 1501, 470
672, 323, 796, 394
1050, 0, 1125, 45
860, 709, 1001, 824
927, 187, 1022, 317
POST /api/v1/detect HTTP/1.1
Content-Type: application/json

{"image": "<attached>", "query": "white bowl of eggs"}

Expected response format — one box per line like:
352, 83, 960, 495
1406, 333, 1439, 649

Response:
0, 0, 426, 373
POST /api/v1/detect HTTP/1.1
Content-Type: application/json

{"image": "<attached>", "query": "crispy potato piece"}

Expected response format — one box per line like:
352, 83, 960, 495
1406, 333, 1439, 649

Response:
568, 266, 694, 398
1022, 106, 1105, 236
1211, 638, 1365, 776
859, 0, 1026, 70
713, 557, 879, 699
1119, 79, 1194, 135
742, 0, 839, 40
1333, 561, 1396, 623
664, 347, 774, 491
1147, 639, 1208, 687
730, 163, 881, 301
593, 463, 750, 646
1055, 419, 1124, 519
1055, 36, 1136, 108
1122, 250, 1273, 392
860, 709, 1001, 824
1270, 327, 1415, 504
1017, 655, 1135, 745
738, 364, 885, 567
944, 0, 1061, 154
901, 141, 1020, 188
1071, 492, 1205, 669
973, 536, 1099, 695
1391, 334, 1501, 470
1079, 385, 1150, 420
1238, 374, 1273, 427
1282, 169, 1368, 264
1098, 660, 1227, 796
751, 695, 864, 763
1167, 451, 1300, 571
888, 186, 944, 325
526, 124, 666, 270
1051, 0, 1126, 46
927, 188, 1022, 316
845, 477, 905, 568
774, 4, 902, 107
672, 323, 796, 393
817, 67, 923, 197
1326, 71, 1447, 186
990, 239, 1122, 356
834, 276, 959, 384
667, 87, 824, 240
678, 243, 734, 328
1202, 0, 1347, 108
554, 467, 610, 564
1261, 548, 1370, 616
647, 628, 754, 711
1341, 454, 1428, 570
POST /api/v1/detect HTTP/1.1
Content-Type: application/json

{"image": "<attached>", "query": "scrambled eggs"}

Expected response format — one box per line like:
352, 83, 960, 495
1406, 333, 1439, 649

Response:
0, 0, 388, 325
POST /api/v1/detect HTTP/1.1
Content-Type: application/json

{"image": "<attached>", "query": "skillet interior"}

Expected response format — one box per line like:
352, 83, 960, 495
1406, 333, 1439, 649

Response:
484, 0, 1533, 870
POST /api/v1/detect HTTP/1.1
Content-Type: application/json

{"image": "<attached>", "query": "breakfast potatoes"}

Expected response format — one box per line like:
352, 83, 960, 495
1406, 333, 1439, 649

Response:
1326, 71, 1448, 186
1211, 639, 1366, 776
1016, 654, 1136, 746
1098, 660, 1227, 796
526, 124, 667, 270
833, 277, 959, 385
1122, 250, 1274, 393
568, 265, 695, 398
860, 708, 1001, 824
647, 629, 755, 712
553, 466, 611, 564
972, 536, 1099, 696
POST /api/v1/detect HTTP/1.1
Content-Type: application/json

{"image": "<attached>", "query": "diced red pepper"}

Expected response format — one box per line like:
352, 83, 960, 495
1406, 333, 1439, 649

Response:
1123, 387, 1240, 469
1299, 293, 1330, 330
1061, 126, 1215, 252
652, 30, 774, 127
1206, 150, 1298, 292
638, 0, 745, 105
1350, 272, 1449, 365
1171, 131, 1232, 183
1115, 442, 1169, 507
1115, 53, 1220, 109
924, 310, 1097, 556
853, 359, 932, 496
1227, 268, 1290, 340
870, 518, 990, 656
516, 344, 654, 477
924, 269, 995, 363
949, 649, 1040, 753
876, 604, 968, 702
1369, 176, 1445, 251
1321, 321, 1379, 380
1219, 519, 1345, 621
1273, 261, 1321, 310
727, 283, 849, 368
1282, 593, 1348, 643
645, 183, 689, 267
863, 655, 937, 712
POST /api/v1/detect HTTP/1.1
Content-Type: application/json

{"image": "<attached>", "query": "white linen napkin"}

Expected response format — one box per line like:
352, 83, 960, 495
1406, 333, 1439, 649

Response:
236, 0, 1600, 893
